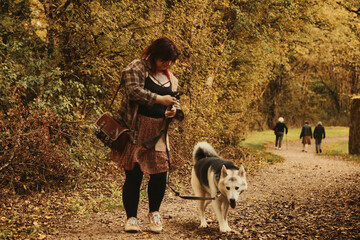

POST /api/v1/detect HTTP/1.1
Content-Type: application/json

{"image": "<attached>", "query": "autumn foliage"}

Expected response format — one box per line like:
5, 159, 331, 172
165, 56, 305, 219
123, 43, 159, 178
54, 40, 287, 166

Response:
0, 89, 75, 195
0, 1, 359, 238
0, 0, 360, 196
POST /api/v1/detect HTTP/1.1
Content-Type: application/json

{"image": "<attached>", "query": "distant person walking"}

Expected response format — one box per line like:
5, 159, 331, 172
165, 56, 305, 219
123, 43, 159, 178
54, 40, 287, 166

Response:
273, 117, 288, 150
314, 121, 326, 153
300, 121, 312, 152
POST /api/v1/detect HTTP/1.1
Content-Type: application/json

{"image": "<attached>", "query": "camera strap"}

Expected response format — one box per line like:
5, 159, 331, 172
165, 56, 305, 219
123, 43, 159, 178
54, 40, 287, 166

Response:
142, 119, 169, 150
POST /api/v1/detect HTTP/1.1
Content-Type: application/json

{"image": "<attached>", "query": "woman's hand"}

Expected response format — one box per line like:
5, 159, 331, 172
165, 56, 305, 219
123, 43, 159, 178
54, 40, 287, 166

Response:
165, 106, 177, 118
156, 95, 177, 107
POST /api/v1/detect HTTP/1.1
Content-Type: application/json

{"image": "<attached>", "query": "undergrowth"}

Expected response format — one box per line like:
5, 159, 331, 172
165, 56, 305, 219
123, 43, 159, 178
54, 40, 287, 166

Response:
0, 92, 76, 195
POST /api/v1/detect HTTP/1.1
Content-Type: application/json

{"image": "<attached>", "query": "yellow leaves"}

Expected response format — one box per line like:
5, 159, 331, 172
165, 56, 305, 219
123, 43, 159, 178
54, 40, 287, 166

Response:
141, 231, 156, 239
29, 0, 48, 41
201, 234, 211, 239
38, 234, 47, 239
33, 221, 40, 228
294, 45, 310, 56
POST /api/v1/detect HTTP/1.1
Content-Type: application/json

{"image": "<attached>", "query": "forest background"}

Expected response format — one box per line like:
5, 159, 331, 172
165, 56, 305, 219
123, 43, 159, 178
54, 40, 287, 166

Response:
1, 0, 360, 238
1, 0, 360, 203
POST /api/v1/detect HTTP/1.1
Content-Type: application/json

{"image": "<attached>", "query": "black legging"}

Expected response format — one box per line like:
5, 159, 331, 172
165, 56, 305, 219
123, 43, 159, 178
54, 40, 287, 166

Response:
123, 163, 167, 218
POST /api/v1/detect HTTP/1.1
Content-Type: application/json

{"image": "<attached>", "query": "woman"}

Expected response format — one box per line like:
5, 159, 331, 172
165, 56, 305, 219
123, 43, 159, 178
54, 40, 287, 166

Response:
111, 37, 184, 233
300, 120, 312, 152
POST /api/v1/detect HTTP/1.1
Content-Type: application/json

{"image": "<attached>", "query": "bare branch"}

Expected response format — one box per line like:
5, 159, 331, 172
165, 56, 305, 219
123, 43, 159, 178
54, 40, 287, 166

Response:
337, 1, 360, 16
55, 0, 73, 18
0, 147, 16, 172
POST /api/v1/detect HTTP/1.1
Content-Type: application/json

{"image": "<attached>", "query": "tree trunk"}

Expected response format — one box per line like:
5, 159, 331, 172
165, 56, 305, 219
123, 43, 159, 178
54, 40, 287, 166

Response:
349, 96, 360, 154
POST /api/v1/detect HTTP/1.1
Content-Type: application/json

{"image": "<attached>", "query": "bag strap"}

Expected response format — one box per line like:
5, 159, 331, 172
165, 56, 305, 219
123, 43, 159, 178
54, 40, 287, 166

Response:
108, 81, 139, 137
130, 104, 139, 131
109, 82, 122, 110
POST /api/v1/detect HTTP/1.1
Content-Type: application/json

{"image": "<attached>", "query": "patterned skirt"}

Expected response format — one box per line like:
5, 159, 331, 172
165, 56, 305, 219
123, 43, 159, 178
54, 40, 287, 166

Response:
302, 136, 311, 145
110, 114, 169, 174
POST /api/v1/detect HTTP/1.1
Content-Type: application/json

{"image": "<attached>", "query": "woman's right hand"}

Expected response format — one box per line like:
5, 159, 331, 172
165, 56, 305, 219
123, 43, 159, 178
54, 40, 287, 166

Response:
156, 95, 177, 107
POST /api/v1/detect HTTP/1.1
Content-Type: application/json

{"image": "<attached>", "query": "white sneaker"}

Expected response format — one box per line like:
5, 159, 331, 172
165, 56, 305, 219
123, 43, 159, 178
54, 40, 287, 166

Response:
148, 211, 163, 233
275, 146, 278, 149
278, 148, 281, 150
125, 217, 141, 232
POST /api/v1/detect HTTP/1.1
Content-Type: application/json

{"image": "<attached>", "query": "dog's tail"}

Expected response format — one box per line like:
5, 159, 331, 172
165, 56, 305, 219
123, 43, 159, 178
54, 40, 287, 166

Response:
192, 141, 219, 163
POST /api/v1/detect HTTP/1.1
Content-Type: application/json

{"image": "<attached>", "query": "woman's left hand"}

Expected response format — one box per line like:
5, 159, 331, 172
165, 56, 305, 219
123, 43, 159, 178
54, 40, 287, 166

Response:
165, 106, 176, 118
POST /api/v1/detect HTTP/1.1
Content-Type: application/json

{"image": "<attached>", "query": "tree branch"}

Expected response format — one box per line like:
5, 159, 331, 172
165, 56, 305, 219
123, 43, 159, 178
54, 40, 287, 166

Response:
55, 0, 73, 19
0, 148, 15, 172
336, 1, 360, 16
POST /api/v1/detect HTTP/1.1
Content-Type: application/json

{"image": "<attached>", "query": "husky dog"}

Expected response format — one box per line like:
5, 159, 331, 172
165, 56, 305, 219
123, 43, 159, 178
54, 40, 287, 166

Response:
191, 142, 247, 232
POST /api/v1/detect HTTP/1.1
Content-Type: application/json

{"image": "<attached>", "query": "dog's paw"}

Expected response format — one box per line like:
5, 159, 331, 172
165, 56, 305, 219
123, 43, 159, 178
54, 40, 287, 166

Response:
199, 222, 208, 228
219, 226, 232, 232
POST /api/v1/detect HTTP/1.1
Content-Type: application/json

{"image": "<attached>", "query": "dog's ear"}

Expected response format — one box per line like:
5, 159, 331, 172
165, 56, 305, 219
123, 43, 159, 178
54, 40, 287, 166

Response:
238, 165, 246, 178
221, 165, 228, 178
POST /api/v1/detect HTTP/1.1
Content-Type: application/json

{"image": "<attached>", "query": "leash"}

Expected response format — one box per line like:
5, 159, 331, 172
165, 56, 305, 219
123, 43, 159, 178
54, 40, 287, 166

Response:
143, 118, 216, 201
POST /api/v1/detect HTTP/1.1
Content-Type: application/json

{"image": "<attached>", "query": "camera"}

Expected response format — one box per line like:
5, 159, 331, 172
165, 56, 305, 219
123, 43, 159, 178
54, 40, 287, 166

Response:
170, 91, 183, 100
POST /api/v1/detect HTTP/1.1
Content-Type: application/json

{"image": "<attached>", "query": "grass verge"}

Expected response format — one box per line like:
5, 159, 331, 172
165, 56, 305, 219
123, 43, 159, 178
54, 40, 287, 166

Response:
240, 129, 283, 165
242, 126, 359, 163
323, 141, 360, 162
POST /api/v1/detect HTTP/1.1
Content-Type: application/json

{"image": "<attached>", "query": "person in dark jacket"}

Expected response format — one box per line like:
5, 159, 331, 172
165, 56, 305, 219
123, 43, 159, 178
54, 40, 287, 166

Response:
274, 117, 288, 150
313, 121, 326, 153
300, 121, 312, 152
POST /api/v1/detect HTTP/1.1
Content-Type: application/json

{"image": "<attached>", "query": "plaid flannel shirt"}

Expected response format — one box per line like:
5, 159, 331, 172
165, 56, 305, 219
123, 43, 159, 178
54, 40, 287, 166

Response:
116, 59, 184, 143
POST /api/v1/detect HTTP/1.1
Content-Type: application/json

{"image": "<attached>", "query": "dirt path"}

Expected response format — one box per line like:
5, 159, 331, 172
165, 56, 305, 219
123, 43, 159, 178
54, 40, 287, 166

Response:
50, 137, 360, 239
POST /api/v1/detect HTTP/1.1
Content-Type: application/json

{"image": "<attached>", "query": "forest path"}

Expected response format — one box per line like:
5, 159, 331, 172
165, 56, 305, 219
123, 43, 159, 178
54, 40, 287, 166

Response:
50, 137, 360, 239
